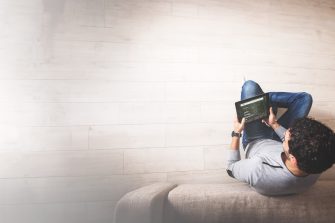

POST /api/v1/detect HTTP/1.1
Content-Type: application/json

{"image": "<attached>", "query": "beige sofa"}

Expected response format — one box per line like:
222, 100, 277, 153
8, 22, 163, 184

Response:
114, 168, 335, 223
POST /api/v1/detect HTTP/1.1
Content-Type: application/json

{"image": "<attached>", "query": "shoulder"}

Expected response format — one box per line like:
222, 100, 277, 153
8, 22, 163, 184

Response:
246, 139, 282, 158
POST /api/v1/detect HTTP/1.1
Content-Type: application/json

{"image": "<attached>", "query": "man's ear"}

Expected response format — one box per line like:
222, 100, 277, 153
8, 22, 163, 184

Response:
289, 154, 298, 166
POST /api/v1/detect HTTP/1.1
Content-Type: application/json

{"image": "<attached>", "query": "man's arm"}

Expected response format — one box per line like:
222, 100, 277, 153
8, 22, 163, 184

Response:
226, 117, 244, 178
226, 136, 241, 178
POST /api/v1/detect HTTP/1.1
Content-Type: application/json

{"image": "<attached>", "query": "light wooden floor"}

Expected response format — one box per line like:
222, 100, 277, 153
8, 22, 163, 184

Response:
0, 0, 335, 222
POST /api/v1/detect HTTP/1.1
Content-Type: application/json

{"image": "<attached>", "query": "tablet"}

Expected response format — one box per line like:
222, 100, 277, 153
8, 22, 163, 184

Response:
235, 93, 270, 123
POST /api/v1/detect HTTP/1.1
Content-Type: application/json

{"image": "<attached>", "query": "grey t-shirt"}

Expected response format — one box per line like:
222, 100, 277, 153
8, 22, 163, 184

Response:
226, 126, 320, 196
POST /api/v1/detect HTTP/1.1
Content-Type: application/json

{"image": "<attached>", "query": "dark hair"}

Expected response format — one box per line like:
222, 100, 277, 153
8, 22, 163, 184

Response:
288, 117, 335, 174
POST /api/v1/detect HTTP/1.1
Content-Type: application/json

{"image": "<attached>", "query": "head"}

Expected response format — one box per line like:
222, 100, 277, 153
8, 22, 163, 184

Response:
285, 117, 335, 174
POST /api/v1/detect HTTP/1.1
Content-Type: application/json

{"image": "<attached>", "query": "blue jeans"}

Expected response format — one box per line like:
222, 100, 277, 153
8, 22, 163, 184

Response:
241, 80, 313, 148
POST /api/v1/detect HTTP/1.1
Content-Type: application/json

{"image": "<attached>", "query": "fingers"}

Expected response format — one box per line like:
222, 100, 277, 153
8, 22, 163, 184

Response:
262, 119, 270, 127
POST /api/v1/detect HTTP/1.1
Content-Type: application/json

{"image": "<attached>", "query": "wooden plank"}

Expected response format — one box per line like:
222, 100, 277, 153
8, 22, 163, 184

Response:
0, 126, 88, 152
124, 147, 204, 174
165, 123, 228, 147
0, 173, 166, 205
0, 150, 123, 178
89, 124, 165, 149
0, 81, 166, 103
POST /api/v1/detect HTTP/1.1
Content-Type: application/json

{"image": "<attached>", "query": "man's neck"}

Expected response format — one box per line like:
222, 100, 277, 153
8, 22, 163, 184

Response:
281, 153, 308, 177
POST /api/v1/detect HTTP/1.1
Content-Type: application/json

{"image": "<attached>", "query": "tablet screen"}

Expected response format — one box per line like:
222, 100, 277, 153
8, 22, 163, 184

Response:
235, 93, 270, 123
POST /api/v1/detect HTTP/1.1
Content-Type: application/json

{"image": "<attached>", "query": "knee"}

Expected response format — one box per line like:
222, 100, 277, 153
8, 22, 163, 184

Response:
242, 80, 261, 92
301, 92, 313, 106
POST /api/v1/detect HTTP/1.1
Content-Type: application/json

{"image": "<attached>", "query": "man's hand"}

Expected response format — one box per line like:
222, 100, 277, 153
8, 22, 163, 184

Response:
262, 107, 279, 129
230, 116, 245, 150
234, 116, 245, 133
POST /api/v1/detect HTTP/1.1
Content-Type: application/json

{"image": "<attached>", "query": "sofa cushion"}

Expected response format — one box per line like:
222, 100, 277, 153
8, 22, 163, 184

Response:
164, 181, 335, 223
319, 165, 335, 180
114, 183, 177, 223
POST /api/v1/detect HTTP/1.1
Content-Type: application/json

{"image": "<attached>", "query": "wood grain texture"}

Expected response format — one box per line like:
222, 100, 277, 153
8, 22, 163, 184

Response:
1, 0, 335, 222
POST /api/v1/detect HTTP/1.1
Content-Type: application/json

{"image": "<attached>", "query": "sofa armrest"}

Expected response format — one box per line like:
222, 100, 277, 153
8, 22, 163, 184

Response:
113, 183, 177, 223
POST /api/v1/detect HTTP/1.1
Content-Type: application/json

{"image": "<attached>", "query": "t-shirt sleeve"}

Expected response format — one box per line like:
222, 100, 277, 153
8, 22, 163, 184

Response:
226, 150, 262, 186
274, 125, 287, 142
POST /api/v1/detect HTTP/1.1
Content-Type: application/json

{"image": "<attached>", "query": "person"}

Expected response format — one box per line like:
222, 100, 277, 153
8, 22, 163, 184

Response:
226, 80, 335, 196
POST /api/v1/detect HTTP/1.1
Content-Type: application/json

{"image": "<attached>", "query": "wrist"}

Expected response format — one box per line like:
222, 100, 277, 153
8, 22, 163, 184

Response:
270, 122, 280, 129
230, 131, 241, 150
231, 130, 242, 138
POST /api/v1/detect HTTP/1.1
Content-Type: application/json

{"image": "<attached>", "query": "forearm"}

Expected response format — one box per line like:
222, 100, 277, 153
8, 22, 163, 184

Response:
270, 121, 287, 142
230, 136, 240, 150
270, 122, 280, 130
227, 118, 244, 168
227, 134, 242, 167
